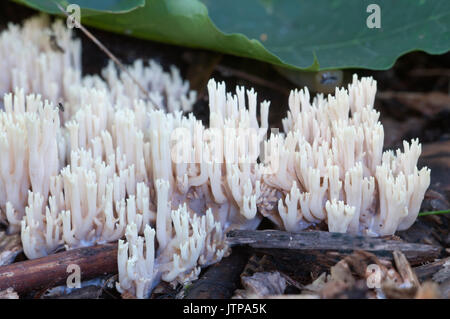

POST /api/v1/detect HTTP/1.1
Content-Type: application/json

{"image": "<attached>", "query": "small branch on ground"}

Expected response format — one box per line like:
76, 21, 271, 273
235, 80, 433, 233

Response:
227, 230, 442, 266
0, 243, 117, 295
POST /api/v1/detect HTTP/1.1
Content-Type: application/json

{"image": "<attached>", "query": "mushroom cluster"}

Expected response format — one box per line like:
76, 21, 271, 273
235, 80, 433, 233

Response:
0, 16, 430, 298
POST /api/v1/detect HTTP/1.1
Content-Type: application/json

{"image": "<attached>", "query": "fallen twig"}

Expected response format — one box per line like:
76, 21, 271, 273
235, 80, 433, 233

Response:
0, 243, 117, 295
227, 230, 441, 265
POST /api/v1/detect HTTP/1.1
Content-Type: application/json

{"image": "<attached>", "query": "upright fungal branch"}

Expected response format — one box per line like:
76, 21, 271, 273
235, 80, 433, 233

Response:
259, 75, 430, 236
117, 204, 227, 299
116, 81, 272, 297
21, 147, 155, 258
21, 191, 62, 259
116, 223, 157, 299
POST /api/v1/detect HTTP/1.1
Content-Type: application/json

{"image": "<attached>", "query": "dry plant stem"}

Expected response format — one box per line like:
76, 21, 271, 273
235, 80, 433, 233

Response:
0, 243, 117, 294
419, 209, 450, 217
227, 230, 441, 265
54, 2, 161, 109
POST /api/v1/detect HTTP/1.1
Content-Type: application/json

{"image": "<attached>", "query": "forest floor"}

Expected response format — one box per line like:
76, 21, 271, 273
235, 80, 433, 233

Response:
0, 1, 449, 299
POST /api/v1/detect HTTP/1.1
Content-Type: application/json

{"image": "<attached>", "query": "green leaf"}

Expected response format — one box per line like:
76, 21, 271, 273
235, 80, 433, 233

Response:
203, 0, 450, 70
14, 0, 146, 15
14, 0, 450, 71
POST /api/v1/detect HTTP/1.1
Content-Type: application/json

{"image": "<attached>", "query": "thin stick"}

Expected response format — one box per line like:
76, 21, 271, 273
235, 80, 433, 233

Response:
54, 2, 161, 109
0, 243, 117, 294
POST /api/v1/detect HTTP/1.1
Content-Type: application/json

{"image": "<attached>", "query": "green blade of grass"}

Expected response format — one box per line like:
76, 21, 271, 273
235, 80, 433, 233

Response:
418, 209, 450, 217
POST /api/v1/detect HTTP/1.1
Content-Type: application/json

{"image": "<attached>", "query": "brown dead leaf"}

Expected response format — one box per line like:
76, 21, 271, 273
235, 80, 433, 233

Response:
415, 281, 442, 299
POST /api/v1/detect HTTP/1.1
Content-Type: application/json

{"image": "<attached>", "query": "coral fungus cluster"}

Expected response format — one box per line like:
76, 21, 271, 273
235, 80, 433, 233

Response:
0, 15, 430, 298
259, 75, 430, 236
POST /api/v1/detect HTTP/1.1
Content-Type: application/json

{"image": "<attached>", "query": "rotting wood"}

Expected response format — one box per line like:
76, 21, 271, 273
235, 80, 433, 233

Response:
0, 231, 22, 266
414, 257, 450, 282
184, 247, 249, 299
227, 230, 441, 266
0, 243, 117, 295
42, 285, 104, 299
